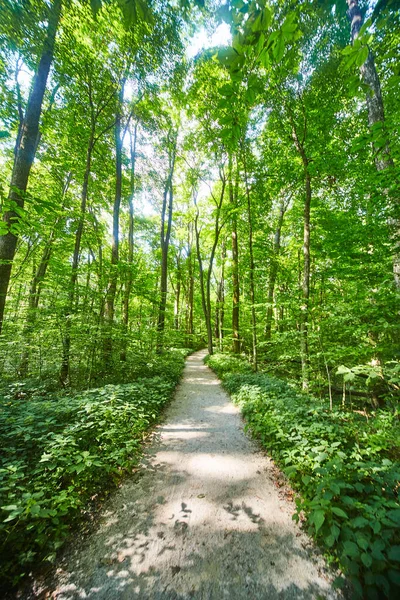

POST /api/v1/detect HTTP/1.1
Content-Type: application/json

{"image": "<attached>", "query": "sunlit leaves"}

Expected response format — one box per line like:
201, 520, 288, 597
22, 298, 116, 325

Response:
117, 0, 154, 27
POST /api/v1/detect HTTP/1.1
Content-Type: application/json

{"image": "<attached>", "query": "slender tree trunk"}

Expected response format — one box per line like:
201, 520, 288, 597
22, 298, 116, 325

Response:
241, 146, 258, 371
157, 132, 177, 351
19, 173, 71, 376
194, 210, 213, 355
186, 223, 194, 346
0, 0, 62, 334
292, 126, 311, 390
60, 132, 94, 385
346, 0, 399, 285
265, 198, 288, 340
174, 252, 181, 330
215, 241, 226, 351
13, 57, 24, 158
301, 169, 311, 390
195, 171, 226, 355
104, 82, 125, 364
121, 123, 138, 361
229, 156, 240, 353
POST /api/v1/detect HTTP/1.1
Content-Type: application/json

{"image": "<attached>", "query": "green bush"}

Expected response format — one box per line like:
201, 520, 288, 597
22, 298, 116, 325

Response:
205, 352, 253, 376
208, 354, 400, 599
0, 351, 186, 591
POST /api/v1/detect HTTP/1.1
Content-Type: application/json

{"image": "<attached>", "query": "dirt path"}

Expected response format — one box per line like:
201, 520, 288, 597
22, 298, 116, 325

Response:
42, 350, 342, 599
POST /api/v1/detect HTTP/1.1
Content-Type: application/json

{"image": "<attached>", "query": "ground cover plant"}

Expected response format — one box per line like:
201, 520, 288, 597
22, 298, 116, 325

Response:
206, 353, 400, 599
0, 350, 187, 591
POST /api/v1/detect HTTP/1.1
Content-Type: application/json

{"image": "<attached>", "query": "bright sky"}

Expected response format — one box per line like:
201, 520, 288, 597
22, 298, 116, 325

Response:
186, 23, 231, 59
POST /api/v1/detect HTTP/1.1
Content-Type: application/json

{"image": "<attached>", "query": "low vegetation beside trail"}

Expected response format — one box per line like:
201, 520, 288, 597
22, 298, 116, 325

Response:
206, 353, 400, 600
0, 350, 188, 591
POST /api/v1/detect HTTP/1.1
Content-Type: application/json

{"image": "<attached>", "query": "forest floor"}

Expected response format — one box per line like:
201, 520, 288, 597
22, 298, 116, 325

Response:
28, 350, 343, 600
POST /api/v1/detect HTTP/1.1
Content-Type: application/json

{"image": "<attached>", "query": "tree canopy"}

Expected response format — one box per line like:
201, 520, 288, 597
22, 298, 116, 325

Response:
0, 0, 399, 596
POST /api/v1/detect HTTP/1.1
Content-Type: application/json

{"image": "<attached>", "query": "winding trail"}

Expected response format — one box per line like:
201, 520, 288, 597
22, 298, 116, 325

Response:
45, 350, 342, 599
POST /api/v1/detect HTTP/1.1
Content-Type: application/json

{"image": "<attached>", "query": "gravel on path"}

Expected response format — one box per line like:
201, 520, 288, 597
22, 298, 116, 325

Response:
36, 350, 343, 599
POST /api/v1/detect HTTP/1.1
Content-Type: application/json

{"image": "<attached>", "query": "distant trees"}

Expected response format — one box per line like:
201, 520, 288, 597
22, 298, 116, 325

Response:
0, 0, 398, 392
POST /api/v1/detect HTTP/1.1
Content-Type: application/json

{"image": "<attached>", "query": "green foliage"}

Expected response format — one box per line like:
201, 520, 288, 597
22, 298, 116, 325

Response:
205, 352, 253, 375
209, 353, 400, 599
0, 350, 186, 590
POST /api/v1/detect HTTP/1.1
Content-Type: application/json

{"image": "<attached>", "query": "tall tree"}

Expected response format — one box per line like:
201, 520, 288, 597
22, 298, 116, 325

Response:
0, 0, 62, 334
157, 128, 178, 350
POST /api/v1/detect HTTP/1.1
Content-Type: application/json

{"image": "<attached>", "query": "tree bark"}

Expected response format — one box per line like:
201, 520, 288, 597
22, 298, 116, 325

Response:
241, 145, 258, 371
215, 240, 226, 351
194, 170, 226, 356
60, 132, 94, 385
104, 81, 125, 364
229, 155, 240, 354
19, 172, 71, 376
186, 223, 194, 346
346, 0, 399, 285
265, 198, 288, 340
0, 0, 62, 334
194, 209, 212, 355
157, 131, 177, 351
291, 120, 311, 391
121, 122, 138, 361
174, 250, 182, 330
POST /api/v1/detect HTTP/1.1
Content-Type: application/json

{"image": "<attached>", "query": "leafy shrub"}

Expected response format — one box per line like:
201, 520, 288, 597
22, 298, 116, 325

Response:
0, 351, 186, 591
205, 353, 253, 376
208, 354, 400, 599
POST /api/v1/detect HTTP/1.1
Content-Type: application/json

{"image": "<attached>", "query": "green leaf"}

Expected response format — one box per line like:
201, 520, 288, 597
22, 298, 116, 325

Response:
90, 0, 102, 16
353, 516, 369, 528
313, 509, 325, 533
356, 45, 369, 67
342, 540, 359, 558
341, 45, 354, 56
388, 546, 400, 562
388, 509, 400, 525
332, 506, 348, 518
361, 552, 373, 567
343, 51, 359, 71
218, 47, 241, 67
273, 32, 285, 63
388, 570, 400, 586
356, 535, 369, 550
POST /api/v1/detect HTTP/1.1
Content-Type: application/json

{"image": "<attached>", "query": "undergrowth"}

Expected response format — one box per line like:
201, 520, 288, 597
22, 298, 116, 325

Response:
206, 353, 400, 600
0, 349, 188, 592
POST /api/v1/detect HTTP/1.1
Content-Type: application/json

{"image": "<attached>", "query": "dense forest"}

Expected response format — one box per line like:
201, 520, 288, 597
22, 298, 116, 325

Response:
0, 0, 399, 597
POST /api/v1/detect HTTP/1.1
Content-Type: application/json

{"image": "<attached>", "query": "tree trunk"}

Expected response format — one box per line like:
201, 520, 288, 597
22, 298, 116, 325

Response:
19, 172, 71, 376
215, 241, 226, 351
291, 123, 311, 391
60, 132, 94, 385
265, 198, 288, 340
157, 131, 177, 351
104, 82, 125, 364
195, 169, 226, 356
194, 211, 213, 355
346, 0, 399, 286
301, 169, 311, 391
186, 223, 194, 346
121, 123, 138, 361
0, 0, 62, 334
229, 156, 240, 354
241, 146, 258, 371
174, 251, 181, 330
